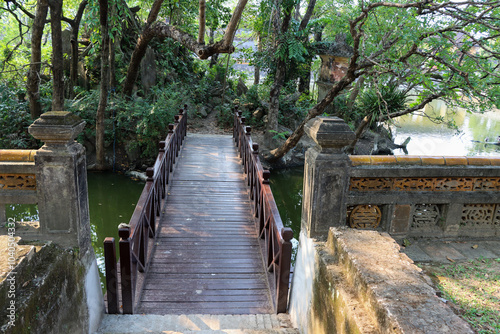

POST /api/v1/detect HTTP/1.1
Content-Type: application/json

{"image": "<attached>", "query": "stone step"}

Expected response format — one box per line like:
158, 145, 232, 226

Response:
95, 313, 299, 334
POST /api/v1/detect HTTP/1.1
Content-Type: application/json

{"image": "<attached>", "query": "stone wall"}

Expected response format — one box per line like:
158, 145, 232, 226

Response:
0, 243, 103, 334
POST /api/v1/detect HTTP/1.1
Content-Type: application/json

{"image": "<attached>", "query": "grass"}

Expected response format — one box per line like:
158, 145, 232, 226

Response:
422, 258, 500, 334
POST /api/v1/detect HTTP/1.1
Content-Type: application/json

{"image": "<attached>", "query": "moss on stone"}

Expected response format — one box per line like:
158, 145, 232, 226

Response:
0, 244, 90, 334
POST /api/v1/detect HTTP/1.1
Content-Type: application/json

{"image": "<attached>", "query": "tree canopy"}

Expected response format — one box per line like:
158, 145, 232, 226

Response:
0, 0, 499, 164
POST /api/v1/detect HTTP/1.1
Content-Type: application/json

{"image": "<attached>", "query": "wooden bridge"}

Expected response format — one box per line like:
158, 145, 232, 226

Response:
103, 108, 293, 315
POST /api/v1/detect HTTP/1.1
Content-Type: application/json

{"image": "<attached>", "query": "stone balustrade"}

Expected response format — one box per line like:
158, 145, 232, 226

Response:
0, 111, 91, 250
302, 116, 500, 239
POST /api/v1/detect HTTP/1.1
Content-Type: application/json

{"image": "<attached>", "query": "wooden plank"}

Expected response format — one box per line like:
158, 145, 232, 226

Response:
137, 134, 272, 315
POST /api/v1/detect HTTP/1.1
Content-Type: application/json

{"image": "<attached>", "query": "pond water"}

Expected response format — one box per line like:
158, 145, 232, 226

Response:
87, 172, 145, 288
4, 172, 144, 291
392, 101, 500, 156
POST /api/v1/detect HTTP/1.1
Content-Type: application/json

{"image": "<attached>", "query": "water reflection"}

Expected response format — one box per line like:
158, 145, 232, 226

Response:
392, 100, 500, 156
5, 204, 39, 222
2, 172, 144, 292
269, 167, 304, 264
87, 172, 145, 289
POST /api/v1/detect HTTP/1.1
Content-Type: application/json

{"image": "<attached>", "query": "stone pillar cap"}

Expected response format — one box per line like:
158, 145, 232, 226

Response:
29, 111, 86, 145
305, 116, 355, 151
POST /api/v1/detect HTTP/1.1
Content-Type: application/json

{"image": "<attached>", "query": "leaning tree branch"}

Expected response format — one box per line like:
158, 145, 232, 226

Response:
152, 23, 235, 59
221, 0, 248, 49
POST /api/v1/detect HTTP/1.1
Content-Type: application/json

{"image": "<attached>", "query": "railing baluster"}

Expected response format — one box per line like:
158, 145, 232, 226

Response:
146, 168, 156, 238
104, 237, 118, 314
119, 227, 133, 314
159, 141, 166, 198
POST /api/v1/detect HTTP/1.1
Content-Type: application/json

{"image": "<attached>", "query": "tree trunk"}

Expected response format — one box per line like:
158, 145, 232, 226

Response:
209, 29, 218, 67
221, 0, 248, 50
96, 0, 110, 170
347, 76, 364, 110
27, 0, 49, 119
264, 2, 293, 148
253, 33, 261, 85
69, 0, 88, 99
345, 115, 370, 154
298, 61, 311, 94
198, 0, 206, 44
49, 0, 64, 111
123, 0, 164, 96
109, 36, 117, 89
109, 1, 117, 90
297, 0, 317, 95
265, 63, 285, 147
123, 0, 247, 96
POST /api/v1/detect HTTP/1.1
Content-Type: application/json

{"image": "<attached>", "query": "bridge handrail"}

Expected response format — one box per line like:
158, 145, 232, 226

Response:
104, 107, 187, 314
233, 110, 293, 313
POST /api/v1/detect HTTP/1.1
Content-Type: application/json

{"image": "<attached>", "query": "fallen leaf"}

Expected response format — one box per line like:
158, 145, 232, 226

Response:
446, 256, 455, 262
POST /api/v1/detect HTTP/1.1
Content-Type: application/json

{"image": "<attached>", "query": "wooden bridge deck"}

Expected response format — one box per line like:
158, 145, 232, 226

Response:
137, 134, 273, 315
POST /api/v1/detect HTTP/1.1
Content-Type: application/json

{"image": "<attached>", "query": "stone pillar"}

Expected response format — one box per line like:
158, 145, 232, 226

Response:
0, 203, 5, 224
28, 111, 90, 252
301, 117, 355, 237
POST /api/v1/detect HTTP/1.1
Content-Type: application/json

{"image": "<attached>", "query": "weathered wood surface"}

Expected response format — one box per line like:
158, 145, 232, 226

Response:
137, 134, 273, 315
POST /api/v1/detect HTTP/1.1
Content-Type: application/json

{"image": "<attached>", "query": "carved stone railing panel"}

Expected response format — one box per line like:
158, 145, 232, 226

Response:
411, 204, 442, 230
350, 177, 500, 192
348, 204, 381, 229
461, 204, 497, 227
0, 173, 36, 190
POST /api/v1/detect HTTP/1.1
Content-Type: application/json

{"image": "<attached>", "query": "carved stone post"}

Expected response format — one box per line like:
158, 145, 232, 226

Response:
28, 111, 90, 251
0, 204, 5, 224
301, 117, 355, 237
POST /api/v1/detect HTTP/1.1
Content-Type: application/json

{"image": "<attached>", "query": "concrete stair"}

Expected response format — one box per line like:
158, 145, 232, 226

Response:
95, 313, 300, 334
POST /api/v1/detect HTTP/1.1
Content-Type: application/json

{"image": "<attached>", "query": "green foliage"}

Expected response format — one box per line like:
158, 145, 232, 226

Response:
70, 83, 195, 160
0, 84, 39, 149
327, 83, 409, 129
269, 130, 289, 140
215, 104, 234, 128
357, 84, 408, 122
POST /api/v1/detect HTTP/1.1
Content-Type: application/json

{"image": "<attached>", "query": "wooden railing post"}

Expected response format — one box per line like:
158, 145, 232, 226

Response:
119, 227, 133, 314
261, 170, 271, 236
244, 126, 252, 177
168, 124, 175, 170
250, 144, 259, 200
103, 237, 118, 314
277, 227, 293, 313
159, 141, 167, 198
146, 167, 156, 238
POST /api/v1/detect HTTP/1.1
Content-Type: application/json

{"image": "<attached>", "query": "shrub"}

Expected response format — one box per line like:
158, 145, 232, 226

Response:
0, 84, 39, 149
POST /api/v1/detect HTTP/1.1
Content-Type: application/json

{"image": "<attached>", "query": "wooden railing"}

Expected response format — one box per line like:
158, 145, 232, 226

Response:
104, 107, 187, 314
233, 110, 293, 313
